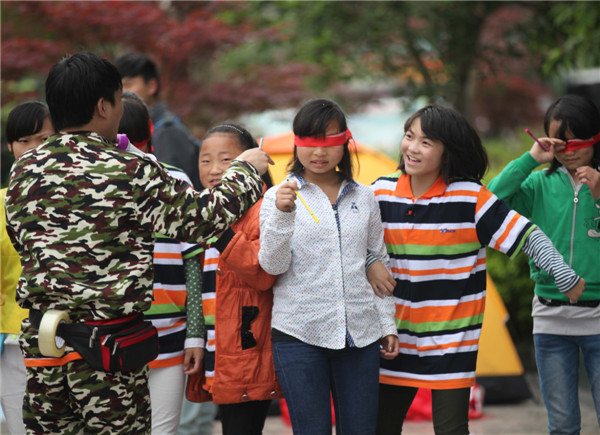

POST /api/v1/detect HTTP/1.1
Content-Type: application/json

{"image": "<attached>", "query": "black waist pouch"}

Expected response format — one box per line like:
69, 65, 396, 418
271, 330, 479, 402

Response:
32, 311, 159, 372
67, 315, 159, 372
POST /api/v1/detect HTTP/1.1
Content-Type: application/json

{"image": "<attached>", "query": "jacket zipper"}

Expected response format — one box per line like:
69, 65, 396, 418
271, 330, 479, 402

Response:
566, 170, 582, 267
570, 190, 577, 266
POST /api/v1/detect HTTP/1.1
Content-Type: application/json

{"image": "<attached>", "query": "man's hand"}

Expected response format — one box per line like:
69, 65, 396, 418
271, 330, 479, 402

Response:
237, 148, 274, 175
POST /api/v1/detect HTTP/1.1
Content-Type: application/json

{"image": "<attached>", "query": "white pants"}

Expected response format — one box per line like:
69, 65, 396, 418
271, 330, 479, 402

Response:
0, 343, 27, 435
148, 364, 186, 435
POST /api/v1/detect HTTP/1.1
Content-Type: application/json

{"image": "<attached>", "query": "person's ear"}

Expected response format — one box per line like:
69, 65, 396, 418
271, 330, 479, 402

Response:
96, 98, 108, 119
147, 78, 159, 97
7, 142, 14, 154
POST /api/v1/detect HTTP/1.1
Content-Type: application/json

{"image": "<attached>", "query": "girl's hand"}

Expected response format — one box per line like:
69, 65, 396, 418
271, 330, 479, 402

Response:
529, 137, 565, 164
367, 261, 396, 298
380, 334, 399, 360
183, 347, 204, 375
564, 278, 586, 304
276, 181, 297, 212
575, 166, 600, 200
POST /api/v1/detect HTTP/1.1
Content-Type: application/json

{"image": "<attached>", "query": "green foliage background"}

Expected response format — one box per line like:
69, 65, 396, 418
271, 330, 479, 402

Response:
483, 132, 541, 365
3, 0, 597, 363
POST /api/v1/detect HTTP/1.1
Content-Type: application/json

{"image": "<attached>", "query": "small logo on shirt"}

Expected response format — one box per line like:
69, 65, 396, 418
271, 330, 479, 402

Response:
440, 228, 456, 233
351, 202, 359, 213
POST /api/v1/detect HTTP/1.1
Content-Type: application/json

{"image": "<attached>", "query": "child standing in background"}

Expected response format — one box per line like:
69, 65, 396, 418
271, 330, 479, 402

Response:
488, 95, 600, 434
371, 104, 585, 435
1, 101, 55, 435
185, 123, 281, 435
259, 98, 399, 435
118, 91, 205, 435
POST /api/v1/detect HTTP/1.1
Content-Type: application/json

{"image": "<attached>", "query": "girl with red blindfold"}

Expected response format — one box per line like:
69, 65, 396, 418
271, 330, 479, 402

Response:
488, 94, 600, 435
259, 98, 399, 434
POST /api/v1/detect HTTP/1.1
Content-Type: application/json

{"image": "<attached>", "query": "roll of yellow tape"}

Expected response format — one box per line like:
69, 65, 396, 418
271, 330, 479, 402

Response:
38, 310, 71, 357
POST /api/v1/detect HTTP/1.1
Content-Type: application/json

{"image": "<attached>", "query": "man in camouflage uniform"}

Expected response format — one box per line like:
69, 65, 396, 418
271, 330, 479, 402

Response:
4, 51, 272, 435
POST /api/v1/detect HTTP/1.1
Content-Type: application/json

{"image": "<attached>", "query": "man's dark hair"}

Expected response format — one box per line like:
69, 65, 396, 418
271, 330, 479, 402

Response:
114, 54, 161, 96
45, 51, 122, 132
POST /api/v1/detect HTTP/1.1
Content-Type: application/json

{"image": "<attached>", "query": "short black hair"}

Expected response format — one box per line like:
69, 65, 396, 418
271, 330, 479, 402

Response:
400, 104, 489, 183
544, 94, 600, 174
288, 98, 356, 181
203, 123, 273, 188
114, 53, 161, 96
119, 91, 152, 145
45, 51, 122, 132
6, 101, 51, 144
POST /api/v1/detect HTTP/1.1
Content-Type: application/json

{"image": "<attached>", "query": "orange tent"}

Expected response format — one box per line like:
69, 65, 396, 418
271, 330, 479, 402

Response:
261, 131, 399, 185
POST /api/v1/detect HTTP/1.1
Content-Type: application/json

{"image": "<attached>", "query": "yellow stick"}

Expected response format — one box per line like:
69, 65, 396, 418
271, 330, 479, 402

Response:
287, 179, 319, 223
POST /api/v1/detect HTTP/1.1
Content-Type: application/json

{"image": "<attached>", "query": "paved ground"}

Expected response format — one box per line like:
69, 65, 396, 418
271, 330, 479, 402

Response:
3, 374, 597, 435
253, 373, 600, 435
255, 383, 599, 435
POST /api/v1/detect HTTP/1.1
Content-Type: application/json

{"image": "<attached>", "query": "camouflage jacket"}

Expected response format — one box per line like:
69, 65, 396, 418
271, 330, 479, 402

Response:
5, 131, 262, 326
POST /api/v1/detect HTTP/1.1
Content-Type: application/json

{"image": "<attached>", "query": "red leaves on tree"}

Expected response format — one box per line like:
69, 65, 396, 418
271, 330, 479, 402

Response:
1, 1, 310, 128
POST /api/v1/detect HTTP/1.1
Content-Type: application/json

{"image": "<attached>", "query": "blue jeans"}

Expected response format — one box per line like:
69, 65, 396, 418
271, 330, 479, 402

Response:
272, 340, 380, 435
534, 333, 600, 435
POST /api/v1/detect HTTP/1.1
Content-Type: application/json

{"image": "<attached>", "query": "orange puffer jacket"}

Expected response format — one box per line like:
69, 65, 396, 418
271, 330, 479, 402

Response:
187, 197, 282, 404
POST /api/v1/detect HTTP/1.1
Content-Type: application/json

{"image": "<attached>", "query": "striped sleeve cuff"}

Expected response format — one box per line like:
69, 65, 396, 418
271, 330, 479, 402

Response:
521, 227, 581, 293
365, 252, 379, 271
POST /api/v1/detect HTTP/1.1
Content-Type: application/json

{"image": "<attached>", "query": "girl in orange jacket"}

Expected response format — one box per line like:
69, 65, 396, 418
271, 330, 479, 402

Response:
187, 123, 281, 435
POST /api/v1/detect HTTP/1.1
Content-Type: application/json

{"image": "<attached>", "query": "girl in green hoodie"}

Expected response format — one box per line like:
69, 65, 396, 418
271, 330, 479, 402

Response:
488, 94, 600, 435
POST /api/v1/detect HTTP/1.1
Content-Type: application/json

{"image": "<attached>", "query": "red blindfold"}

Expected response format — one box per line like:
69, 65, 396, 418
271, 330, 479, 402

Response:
560, 131, 600, 153
294, 129, 353, 147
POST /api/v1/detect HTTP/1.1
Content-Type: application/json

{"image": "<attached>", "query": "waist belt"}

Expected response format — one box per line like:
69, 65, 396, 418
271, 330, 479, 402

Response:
29, 309, 141, 341
538, 296, 600, 308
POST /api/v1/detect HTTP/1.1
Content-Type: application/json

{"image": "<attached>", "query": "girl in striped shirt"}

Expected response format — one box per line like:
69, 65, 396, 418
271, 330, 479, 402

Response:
118, 92, 205, 434
371, 104, 586, 435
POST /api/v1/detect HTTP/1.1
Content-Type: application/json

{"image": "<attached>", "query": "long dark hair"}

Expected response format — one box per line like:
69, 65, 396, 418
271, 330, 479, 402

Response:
119, 91, 152, 148
287, 98, 356, 181
202, 123, 273, 188
543, 94, 600, 175
399, 104, 489, 183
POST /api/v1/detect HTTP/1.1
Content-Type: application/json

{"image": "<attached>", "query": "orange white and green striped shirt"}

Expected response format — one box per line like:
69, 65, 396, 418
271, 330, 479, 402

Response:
372, 173, 535, 390
143, 164, 204, 369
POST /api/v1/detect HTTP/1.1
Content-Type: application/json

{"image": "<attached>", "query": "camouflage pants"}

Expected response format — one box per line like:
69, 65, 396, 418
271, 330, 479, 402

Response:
23, 359, 151, 435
